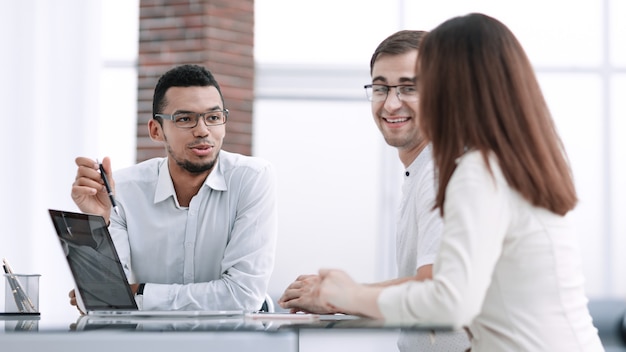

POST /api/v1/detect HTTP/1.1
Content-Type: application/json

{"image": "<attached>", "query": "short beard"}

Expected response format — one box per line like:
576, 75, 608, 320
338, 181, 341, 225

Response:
177, 157, 217, 174
167, 144, 219, 174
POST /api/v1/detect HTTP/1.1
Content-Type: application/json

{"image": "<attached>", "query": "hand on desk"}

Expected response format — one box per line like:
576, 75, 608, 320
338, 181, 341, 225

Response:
317, 269, 384, 319
71, 156, 115, 223
278, 274, 339, 314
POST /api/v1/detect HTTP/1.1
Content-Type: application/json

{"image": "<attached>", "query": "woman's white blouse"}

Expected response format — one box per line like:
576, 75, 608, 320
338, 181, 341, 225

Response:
378, 151, 604, 351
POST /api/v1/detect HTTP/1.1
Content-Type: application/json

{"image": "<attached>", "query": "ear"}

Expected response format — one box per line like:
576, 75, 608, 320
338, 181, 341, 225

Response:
148, 119, 164, 142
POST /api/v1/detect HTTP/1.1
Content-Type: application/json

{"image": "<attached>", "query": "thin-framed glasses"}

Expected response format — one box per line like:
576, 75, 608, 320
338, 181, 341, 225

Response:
154, 109, 229, 128
363, 84, 418, 102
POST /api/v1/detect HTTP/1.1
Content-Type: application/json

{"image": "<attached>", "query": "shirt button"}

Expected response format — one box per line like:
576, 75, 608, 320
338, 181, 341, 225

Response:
405, 171, 410, 177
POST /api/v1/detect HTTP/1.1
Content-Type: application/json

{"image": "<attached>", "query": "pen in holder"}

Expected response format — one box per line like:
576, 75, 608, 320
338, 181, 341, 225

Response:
2, 259, 40, 315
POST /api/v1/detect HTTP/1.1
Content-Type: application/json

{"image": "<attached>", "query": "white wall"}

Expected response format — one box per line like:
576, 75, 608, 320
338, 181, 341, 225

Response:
254, 0, 626, 301
0, 0, 138, 325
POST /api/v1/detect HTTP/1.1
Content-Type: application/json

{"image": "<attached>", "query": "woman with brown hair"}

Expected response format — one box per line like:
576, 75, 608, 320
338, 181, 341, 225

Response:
316, 13, 604, 351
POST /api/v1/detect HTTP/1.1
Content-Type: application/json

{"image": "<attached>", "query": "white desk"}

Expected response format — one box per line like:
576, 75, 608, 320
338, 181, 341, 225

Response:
1, 330, 297, 352
0, 313, 441, 352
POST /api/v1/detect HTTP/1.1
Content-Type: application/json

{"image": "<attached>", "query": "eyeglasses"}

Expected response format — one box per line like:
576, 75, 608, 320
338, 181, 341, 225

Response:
154, 109, 229, 129
363, 84, 418, 102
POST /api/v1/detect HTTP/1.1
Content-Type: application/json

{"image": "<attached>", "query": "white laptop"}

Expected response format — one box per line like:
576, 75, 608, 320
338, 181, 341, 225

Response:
48, 209, 243, 318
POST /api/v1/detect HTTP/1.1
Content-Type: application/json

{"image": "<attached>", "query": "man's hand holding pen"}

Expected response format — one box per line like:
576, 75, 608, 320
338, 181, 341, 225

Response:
71, 156, 117, 224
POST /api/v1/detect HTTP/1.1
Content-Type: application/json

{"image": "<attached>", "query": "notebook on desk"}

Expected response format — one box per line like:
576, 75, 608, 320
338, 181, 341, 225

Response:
48, 209, 243, 318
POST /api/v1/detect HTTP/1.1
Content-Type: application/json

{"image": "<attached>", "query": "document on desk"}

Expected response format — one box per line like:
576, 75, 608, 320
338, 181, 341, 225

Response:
317, 314, 362, 321
244, 312, 361, 323
245, 312, 320, 323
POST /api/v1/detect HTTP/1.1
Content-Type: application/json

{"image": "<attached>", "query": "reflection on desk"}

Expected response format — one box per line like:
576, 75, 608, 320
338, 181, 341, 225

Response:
69, 313, 453, 333
73, 315, 265, 332
2, 312, 452, 333
1, 314, 40, 332
1, 313, 454, 352
72, 313, 363, 332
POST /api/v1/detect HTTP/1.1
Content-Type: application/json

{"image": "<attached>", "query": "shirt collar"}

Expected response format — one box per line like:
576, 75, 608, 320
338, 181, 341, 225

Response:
154, 159, 175, 203
405, 144, 432, 177
205, 155, 227, 191
153, 156, 227, 204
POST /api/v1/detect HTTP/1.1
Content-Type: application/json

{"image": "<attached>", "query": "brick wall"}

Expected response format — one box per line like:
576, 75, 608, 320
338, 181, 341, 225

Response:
137, 0, 255, 162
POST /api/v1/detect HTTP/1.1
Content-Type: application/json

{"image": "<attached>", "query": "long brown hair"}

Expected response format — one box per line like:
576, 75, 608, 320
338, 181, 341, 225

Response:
418, 13, 577, 216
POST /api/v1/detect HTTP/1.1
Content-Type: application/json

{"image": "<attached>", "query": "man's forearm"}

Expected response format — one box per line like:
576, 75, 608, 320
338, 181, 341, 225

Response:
366, 264, 433, 287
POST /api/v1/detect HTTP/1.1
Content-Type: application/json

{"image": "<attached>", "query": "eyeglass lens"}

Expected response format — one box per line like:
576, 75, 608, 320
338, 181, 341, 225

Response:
365, 85, 418, 102
173, 111, 226, 128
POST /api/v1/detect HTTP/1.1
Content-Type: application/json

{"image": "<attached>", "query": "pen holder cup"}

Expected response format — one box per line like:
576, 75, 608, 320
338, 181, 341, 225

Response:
4, 274, 40, 314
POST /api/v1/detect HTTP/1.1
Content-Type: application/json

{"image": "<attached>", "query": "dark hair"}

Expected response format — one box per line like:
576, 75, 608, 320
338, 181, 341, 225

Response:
369, 30, 428, 74
418, 13, 577, 216
152, 64, 224, 123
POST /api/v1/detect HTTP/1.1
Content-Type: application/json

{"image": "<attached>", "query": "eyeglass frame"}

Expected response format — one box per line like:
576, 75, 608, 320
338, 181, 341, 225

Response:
363, 84, 419, 102
154, 109, 229, 129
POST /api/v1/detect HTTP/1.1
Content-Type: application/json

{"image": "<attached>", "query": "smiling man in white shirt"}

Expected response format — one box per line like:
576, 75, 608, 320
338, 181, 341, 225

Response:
278, 31, 469, 351
70, 64, 277, 312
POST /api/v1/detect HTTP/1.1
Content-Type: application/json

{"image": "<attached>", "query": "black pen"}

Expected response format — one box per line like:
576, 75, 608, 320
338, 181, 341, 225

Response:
96, 159, 120, 216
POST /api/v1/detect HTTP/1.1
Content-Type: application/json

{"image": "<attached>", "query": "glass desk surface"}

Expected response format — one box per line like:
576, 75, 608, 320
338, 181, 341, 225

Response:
1, 312, 452, 333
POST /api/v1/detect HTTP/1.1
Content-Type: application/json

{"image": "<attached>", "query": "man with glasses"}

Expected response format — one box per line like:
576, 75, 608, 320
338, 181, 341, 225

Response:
278, 31, 469, 351
70, 64, 277, 312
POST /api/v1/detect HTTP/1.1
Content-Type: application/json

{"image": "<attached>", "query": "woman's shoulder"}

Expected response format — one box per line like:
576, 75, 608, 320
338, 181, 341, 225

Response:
453, 150, 506, 187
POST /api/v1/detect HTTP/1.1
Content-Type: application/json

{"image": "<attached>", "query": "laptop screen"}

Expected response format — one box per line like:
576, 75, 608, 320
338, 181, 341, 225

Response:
48, 209, 138, 310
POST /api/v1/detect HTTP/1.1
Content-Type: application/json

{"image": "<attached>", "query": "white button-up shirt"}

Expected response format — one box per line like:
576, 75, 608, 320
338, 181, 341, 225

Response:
109, 150, 277, 311
396, 145, 441, 277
